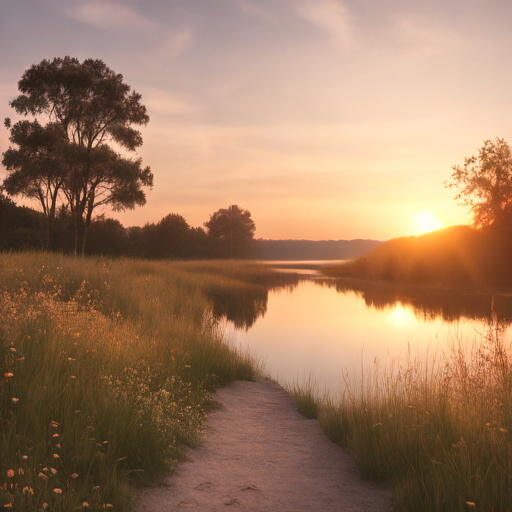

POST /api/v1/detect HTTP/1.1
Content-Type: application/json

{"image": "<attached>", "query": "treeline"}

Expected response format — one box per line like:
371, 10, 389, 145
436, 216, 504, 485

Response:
0, 193, 254, 259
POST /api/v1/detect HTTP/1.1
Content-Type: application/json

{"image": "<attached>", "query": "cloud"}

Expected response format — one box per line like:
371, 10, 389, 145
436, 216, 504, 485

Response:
67, 2, 154, 30
233, 0, 275, 22
391, 13, 464, 57
143, 88, 201, 116
294, 0, 356, 51
159, 26, 193, 59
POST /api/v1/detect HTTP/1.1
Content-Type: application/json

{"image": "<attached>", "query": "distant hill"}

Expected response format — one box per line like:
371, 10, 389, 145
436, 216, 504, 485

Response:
322, 225, 512, 288
254, 239, 383, 261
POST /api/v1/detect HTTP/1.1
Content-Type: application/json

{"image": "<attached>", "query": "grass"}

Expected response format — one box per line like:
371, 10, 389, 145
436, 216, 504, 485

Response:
291, 319, 512, 511
0, 252, 282, 511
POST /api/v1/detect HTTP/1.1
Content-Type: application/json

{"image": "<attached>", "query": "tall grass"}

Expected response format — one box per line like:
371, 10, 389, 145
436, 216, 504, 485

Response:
0, 253, 274, 511
292, 320, 512, 511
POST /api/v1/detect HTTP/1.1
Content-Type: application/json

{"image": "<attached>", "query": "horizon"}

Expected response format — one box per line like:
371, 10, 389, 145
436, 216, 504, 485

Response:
1, 0, 511, 240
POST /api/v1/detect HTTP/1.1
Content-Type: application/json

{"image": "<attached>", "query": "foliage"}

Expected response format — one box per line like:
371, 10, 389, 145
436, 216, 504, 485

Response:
204, 205, 256, 258
446, 138, 512, 229
2, 56, 153, 254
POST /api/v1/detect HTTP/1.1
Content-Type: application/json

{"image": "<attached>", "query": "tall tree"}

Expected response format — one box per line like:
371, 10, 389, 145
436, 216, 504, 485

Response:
2, 119, 68, 249
446, 138, 512, 228
3, 56, 153, 254
204, 205, 256, 258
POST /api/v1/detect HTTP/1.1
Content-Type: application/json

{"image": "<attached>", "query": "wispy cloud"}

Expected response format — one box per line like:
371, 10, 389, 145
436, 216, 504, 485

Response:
294, 0, 356, 51
391, 13, 464, 58
66, 2, 154, 30
233, 0, 275, 22
159, 25, 194, 59
143, 88, 201, 116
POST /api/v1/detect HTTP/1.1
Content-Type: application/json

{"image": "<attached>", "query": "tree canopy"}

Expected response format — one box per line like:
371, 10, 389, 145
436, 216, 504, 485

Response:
204, 205, 256, 258
2, 56, 153, 253
446, 138, 512, 229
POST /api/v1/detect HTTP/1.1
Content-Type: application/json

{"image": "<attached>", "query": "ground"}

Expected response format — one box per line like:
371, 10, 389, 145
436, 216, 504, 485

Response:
135, 380, 393, 512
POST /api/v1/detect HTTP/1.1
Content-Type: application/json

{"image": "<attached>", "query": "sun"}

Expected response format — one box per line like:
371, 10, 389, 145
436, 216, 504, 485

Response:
412, 211, 442, 235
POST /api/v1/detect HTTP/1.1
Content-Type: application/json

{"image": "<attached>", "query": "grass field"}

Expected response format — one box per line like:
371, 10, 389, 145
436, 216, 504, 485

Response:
0, 253, 285, 511
292, 319, 512, 511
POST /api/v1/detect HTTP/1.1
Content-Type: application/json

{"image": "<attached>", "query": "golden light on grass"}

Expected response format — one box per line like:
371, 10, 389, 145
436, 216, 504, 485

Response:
412, 211, 442, 235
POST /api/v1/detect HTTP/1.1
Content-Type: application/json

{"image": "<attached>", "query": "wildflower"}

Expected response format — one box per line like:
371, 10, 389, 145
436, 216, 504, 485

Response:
53, 454, 59, 459
71, 473, 78, 479
50, 421, 59, 428
4, 373, 13, 378
185, 365, 191, 368
22, 486, 34, 494
55, 444, 61, 449
4, 504, 12, 508
7, 470, 14, 478
53, 488, 62, 494
499, 428, 507, 433
50, 468, 57, 475
18, 468, 24, 475
466, 503, 476, 508
11, 398, 19, 403
38, 473, 47, 479
373, 423, 382, 427
9, 347, 16, 352
83, 503, 89, 507
53, 433, 60, 438
43, 504, 49, 509
22, 456, 28, 460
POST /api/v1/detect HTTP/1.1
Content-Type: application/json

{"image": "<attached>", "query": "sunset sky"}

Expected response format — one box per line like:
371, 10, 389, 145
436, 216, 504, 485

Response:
1, 0, 511, 241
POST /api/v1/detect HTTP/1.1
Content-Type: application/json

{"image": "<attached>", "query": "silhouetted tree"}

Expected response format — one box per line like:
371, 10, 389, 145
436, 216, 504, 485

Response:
2, 120, 68, 249
446, 138, 512, 228
3, 56, 153, 255
204, 205, 256, 258
85, 216, 130, 257
152, 213, 191, 259
0, 192, 44, 250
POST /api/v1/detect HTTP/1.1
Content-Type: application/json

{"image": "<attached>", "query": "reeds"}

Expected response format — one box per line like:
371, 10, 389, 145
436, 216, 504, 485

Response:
292, 320, 512, 511
0, 252, 270, 510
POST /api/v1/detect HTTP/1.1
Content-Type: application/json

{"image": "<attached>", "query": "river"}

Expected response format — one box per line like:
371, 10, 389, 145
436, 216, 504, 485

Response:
219, 262, 512, 397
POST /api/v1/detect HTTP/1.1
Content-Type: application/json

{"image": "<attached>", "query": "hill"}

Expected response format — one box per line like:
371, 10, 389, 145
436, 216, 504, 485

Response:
322, 225, 512, 288
255, 239, 383, 261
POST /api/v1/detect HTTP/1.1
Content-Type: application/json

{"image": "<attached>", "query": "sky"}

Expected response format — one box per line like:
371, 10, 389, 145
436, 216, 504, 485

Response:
1, 0, 511, 241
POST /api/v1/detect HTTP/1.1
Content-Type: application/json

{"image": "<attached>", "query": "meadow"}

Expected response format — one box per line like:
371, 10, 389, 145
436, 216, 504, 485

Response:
0, 253, 284, 511
292, 317, 512, 511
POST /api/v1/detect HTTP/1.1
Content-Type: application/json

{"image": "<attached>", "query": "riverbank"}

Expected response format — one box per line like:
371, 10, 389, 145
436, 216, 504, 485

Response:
291, 318, 512, 512
322, 225, 512, 288
0, 253, 281, 510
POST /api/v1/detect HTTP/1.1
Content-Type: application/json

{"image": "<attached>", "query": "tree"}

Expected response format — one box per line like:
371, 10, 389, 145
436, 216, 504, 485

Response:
2, 56, 153, 254
204, 205, 256, 258
446, 138, 512, 228
2, 120, 68, 249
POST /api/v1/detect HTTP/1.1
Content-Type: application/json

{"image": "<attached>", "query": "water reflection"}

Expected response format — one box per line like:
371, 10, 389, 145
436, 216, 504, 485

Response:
207, 278, 301, 330
221, 274, 512, 395
318, 278, 512, 324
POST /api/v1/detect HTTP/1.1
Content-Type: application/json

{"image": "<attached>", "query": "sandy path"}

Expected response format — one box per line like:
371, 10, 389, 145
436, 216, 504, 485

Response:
135, 380, 393, 512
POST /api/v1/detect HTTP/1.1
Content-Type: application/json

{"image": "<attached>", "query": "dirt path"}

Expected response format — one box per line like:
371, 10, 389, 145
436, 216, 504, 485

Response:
135, 380, 393, 512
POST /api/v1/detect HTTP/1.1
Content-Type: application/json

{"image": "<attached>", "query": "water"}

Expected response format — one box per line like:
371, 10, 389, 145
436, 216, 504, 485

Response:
219, 265, 512, 397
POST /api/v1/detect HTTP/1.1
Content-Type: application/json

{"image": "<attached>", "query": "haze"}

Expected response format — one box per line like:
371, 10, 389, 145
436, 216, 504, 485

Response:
1, 0, 511, 240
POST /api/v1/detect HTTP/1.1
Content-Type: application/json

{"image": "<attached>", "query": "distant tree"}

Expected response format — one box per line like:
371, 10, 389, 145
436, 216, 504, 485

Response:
204, 205, 256, 258
446, 138, 512, 228
85, 215, 130, 257
152, 213, 192, 259
0, 192, 45, 250
3, 56, 153, 254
